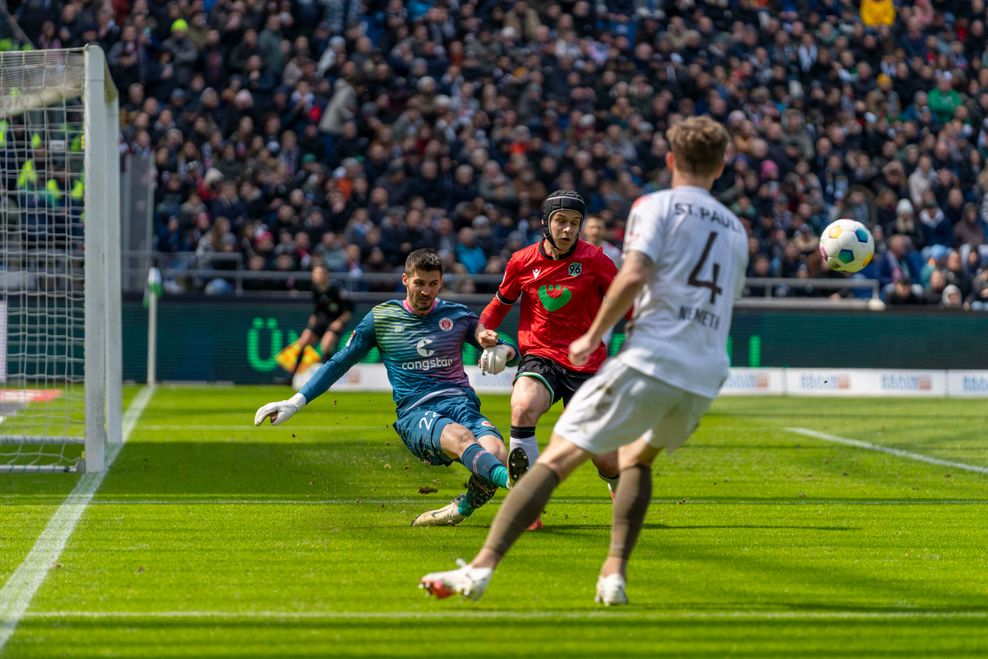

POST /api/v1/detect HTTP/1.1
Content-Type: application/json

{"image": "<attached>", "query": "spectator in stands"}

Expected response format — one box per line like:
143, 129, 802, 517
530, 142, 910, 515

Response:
161, 19, 198, 88
967, 268, 988, 311
908, 155, 936, 209
929, 72, 962, 126
8, 0, 972, 309
941, 285, 963, 309
877, 234, 922, 297
965, 249, 984, 279
320, 76, 357, 164
886, 277, 923, 306
922, 269, 948, 305
955, 204, 987, 249
890, 199, 925, 250
917, 193, 953, 251
944, 250, 973, 301
456, 227, 487, 275
203, 233, 240, 295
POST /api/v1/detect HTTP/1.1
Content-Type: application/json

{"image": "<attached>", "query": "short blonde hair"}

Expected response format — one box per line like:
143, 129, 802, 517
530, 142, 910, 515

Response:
667, 116, 729, 177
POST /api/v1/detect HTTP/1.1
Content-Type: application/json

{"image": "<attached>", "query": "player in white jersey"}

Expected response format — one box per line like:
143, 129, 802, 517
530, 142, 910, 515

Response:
420, 116, 748, 605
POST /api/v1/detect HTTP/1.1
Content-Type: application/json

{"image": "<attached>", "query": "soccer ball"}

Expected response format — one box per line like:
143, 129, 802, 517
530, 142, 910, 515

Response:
819, 219, 874, 273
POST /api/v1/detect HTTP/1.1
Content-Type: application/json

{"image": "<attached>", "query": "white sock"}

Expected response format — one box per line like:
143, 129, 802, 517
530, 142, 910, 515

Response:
509, 435, 540, 465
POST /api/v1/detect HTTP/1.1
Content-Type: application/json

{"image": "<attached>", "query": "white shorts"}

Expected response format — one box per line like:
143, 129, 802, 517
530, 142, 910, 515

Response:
553, 358, 713, 455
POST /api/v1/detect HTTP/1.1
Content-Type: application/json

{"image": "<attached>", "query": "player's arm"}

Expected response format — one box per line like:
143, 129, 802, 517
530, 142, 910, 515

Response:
570, 251, 653, 366
477, 256, 520, 347
254, 312, 376, 426
467, 315, 519, 374
596, 250, 635, 321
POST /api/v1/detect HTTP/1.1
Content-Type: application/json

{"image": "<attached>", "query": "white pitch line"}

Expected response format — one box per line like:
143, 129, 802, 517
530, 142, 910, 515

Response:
788, 427, 988, 476
19, 609, 988, 622
0, 386, 155, 653
6, 497, 987, 507
140, 424, 391, 431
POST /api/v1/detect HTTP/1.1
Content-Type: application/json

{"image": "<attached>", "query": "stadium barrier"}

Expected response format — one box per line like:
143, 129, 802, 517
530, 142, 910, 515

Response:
122, 251, 881, 301
115, 299, 988, 383
322, 364, 988, 398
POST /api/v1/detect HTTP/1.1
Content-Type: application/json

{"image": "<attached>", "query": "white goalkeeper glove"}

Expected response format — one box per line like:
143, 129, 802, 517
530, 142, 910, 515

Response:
254, 393, 307, 426
479, 345, 513, 375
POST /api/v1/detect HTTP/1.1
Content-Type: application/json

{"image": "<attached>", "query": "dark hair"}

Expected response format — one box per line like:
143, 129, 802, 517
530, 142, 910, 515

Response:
404, 248, 443, 275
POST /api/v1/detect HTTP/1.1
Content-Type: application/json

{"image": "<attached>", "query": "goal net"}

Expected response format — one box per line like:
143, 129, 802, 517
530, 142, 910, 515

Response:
0, 46, 121, 473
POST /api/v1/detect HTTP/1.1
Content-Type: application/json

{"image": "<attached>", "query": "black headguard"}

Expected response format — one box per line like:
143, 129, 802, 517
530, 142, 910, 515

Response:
541, 190, 586, 249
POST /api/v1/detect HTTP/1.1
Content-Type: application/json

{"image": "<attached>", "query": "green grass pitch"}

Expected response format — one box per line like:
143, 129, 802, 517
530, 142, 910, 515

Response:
2, 387, 988, 657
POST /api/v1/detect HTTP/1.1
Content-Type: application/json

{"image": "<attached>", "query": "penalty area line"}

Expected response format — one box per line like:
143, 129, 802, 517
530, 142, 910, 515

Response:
787, 427, 988, 476
0, 386, 155, 653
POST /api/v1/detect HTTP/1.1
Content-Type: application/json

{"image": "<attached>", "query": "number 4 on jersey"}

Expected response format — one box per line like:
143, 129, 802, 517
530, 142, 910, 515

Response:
688, 231, 724, 304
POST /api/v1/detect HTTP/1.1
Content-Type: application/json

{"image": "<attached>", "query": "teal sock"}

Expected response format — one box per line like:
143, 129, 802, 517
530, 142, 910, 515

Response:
460, 443, 509, 488
491, 465, 508, 488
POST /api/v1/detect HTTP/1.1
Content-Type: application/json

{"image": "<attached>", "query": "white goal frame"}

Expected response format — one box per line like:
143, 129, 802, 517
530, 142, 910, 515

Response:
0, 45, 121, 473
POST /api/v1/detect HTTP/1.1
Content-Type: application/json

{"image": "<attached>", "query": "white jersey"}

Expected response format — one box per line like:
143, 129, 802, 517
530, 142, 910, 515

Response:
618, 186, 748, 398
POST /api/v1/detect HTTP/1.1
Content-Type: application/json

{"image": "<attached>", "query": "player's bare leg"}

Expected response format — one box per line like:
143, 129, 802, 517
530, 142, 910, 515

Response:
596, 437, 662, 605
288, 328, 319, 377
296, 329, 318, 350
475, 432, 508, 465
474, 433, 590, 567
509, 376, 550, 467
508, 377, 551, 528
421, 433, 590, 600
591, 449, 620, 498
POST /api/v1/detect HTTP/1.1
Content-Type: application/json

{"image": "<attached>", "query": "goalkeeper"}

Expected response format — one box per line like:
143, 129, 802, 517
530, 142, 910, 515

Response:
255, 249, 519, 527
475, 190, 621, 529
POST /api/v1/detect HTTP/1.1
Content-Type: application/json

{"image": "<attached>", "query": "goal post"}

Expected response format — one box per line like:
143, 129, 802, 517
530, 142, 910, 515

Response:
0, 46, 121, 473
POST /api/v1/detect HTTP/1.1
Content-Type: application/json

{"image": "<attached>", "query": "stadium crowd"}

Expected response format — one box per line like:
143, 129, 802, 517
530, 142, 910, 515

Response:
13, 0, 988, 307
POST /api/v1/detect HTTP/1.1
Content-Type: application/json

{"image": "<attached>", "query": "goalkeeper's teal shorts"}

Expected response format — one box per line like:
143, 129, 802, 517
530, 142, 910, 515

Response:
393, 395, 503, 466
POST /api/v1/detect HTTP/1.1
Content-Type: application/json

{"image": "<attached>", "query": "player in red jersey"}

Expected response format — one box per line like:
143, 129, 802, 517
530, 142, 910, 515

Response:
475, 190, 620, 529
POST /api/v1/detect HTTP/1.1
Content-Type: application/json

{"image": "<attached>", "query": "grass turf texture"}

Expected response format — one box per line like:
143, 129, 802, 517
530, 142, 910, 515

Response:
2, 387, 987, 657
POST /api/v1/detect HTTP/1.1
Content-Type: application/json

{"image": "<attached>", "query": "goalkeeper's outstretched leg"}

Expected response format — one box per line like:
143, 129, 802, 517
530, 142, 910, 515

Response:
397, 399, 509, 526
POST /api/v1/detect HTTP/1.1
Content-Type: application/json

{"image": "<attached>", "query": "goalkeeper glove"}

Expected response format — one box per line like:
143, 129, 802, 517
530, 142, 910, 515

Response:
254, 393, 307, 426
479, 344, 513, 375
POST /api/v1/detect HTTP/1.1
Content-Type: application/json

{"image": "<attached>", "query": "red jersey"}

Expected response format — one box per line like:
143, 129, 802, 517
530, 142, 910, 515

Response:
480, 240, 618, 373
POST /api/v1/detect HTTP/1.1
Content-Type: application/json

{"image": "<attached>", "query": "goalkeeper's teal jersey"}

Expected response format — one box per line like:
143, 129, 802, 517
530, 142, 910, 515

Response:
299, 298, 514, 414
